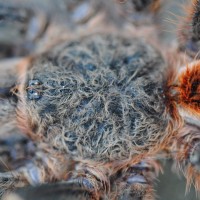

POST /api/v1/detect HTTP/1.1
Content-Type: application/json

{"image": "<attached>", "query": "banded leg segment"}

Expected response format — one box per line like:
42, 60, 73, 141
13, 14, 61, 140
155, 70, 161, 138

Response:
0, 149, 69, 197
110, 160, 161, 200
64, 163, 110, 200
0, 3, 50, 58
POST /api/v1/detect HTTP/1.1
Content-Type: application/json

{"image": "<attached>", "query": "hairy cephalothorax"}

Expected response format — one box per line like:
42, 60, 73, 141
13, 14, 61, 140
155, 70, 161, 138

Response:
0, 0, 200, 200
18, 35, 169, 162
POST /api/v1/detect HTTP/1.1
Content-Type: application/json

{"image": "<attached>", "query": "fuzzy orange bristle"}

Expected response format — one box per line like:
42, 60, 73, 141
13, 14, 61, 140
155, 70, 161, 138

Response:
184, 0, 198, 19
149, 0, 160, 12
185, 165, 200, 194
177, 62, 200, 117
177, 0, 194, 34
164, 65, 182, 123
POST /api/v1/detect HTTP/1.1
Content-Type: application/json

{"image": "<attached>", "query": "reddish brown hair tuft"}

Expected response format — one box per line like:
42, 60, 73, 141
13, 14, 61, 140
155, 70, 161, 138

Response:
177, 62, 200, 116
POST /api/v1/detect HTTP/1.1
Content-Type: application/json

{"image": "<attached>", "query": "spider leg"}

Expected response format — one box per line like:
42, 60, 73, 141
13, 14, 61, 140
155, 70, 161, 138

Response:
0, 98, 16, 128
63, 162, 110, 200
131, 0, 160, 12
112, 0, 160, 26
3, 182, 96, 200
8, 161, 109, 200
0, 93, 76, 197
165, 49, 200, 193
0, 134, 35, 171
0, 147, 70, 198
171, 124, 200, 193
110, 159, 161, 200
0, 2, 50, 58
178, 0, 200, 58
0, 97, 38, 196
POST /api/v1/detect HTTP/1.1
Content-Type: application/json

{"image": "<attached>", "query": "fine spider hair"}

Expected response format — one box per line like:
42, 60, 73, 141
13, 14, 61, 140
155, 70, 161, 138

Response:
178, 0, 200, 57
18, 34, 170, 162
0, 0, 200, 200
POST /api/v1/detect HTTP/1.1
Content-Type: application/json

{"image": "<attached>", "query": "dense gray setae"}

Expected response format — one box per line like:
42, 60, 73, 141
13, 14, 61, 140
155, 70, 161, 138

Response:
23, 34, 168, 162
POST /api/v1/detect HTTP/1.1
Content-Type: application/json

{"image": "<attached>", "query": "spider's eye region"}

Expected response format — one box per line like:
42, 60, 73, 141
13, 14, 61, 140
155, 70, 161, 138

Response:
157, 87, 163, 94
157, 87, 166, 99
27, 89, 40, 100
29, 80, 41, 86
27, 79, 42, 100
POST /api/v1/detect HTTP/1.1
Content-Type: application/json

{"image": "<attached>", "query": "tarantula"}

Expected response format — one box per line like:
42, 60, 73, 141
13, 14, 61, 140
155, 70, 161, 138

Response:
0, 0, 200, 199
